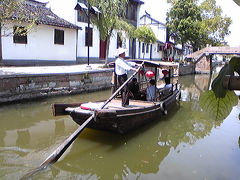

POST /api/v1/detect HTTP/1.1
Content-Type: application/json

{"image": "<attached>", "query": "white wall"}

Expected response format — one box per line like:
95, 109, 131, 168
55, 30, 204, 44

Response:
47, 0, 138, 61
108, 31, 130, 58
76, 22, 100, 58
2, 23, 77, 61
139, 16, 166, 60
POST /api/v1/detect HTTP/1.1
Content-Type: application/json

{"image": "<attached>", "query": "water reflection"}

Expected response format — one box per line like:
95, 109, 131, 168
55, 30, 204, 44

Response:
0, 76, 239, 179
43, 100, 219, 180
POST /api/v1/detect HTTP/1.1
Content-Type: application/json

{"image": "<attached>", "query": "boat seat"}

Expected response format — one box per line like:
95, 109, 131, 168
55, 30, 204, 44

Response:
158, 84, 173, 100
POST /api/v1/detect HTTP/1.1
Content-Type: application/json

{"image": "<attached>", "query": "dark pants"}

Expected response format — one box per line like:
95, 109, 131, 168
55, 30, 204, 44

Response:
118, 74, 129, 106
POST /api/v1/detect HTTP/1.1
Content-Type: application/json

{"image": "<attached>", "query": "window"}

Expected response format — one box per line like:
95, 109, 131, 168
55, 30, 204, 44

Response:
146, 44, 149, 53
117, 33, 122, 48
157, 44, 164, 52
77, 0, 88, 23
77, 10, 88, 23
13, 26, 27, 44
54, 29, 64, 45
142, 43, 145, 53
85, 27, 93, 46
126, 3, 137, 21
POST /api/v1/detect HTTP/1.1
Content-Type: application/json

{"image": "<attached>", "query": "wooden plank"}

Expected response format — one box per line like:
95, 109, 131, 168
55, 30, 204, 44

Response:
52, 103, 82, 116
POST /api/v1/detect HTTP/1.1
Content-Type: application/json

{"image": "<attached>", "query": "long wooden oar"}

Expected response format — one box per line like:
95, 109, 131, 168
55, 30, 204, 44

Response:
21, 62, 144, 179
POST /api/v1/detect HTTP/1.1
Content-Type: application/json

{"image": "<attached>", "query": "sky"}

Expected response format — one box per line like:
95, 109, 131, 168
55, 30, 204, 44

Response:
140, 0, 240, 47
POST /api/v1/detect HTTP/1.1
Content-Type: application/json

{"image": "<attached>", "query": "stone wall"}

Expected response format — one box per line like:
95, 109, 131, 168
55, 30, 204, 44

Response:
179, 64, 195, 75
0, 69, 113, 104
195, 56, 210, 74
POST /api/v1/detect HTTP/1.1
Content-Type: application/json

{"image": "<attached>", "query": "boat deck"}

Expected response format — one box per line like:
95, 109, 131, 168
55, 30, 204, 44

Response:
108, 99, 155, 109
65, 99, 156, 114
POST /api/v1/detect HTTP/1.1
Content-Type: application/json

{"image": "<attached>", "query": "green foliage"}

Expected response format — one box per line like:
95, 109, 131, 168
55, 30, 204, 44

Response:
211, 56, 240, 98
199, 0, 232, 46
199, 90, 238, 120
88, 0, 135, 63
89, 0, 134, 40
229, 56, 240, 74
201, 56, 240, 121
0, 0, 36, 35
167, 0, 232, 50
211, 64, 234, 97
167, 0, 202, 48
134, 26, 157, 44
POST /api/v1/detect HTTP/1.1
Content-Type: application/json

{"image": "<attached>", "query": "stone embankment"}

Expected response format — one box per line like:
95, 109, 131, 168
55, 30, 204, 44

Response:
0, 64, 113, 104
0, 63, 195, 104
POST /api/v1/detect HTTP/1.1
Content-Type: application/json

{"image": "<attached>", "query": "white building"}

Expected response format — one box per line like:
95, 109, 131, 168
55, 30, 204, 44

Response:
49, 0, 144, 64
139, 11, 186, 62
139, 11, 166, 60
1, 0, 80, 66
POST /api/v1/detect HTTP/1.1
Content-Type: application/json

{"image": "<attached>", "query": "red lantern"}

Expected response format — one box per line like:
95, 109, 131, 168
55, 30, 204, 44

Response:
145, 70, 155, 78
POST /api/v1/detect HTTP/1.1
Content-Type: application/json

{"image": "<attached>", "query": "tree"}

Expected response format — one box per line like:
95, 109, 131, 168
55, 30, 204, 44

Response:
167, 0, 202, 51
89, 0, 135, 64
167, 0, 232, 51
0, 0, 35, 62
134, 26, 157, 59
199, 0, 232, 46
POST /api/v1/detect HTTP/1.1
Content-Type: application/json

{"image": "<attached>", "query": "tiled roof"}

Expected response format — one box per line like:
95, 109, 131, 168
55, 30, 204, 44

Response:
10, 0, 81, 30
140, 11, 165, 26
130, 0, 144, 4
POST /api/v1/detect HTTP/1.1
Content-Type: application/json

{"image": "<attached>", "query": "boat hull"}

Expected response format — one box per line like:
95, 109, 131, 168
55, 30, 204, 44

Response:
68, 89, 180, 134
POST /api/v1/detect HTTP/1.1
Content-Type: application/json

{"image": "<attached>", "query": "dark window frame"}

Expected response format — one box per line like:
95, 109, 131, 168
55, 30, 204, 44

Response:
54, 29, 64, 45
77, 10, 88, 23
142, 43, 145, 53
157, 43, 161, 52
13, 26, 27, 44
117, 33, 122, 48
146, 44, 149, 53
85, 27, 93, 47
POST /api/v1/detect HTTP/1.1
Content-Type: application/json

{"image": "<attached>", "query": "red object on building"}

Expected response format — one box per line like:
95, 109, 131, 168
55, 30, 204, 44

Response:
139, 69, 144, 75
145, 70, 155, 78
162, 70, 169, 76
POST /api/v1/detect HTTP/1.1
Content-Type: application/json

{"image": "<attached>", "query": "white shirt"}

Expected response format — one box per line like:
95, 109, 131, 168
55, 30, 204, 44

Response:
115, 57, 136, 75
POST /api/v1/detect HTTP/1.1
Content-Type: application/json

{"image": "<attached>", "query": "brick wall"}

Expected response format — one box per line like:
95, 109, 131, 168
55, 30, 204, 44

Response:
195, 56, 210, 74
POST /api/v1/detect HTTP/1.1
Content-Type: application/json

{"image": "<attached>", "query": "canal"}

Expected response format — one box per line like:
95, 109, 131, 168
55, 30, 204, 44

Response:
0, 74, 240, 179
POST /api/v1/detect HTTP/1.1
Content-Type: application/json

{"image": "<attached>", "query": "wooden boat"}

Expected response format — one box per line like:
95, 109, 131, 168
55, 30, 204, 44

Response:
53, 60, 181, 134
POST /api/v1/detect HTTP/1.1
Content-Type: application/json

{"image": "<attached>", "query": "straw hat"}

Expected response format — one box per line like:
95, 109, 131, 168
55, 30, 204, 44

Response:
115, 47, 127, 56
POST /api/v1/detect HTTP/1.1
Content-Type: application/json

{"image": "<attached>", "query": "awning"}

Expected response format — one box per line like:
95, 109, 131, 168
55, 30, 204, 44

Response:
130, 0, 144, 5
74, 2, 88, 11
91, 6, 101, 14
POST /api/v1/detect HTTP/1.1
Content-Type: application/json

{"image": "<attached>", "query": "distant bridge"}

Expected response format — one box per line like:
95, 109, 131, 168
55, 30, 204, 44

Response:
186, 46, 240, 62
185, 46, 240, 74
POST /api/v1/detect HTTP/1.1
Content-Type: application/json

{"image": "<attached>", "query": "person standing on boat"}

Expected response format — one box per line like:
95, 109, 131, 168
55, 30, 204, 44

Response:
115, 47, 138, 107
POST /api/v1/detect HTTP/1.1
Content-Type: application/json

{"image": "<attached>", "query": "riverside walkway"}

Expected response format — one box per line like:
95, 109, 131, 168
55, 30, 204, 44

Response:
0, 64, 105, 76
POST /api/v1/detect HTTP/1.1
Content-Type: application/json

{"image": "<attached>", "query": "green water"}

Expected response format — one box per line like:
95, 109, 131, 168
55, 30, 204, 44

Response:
0, 75, 240, 180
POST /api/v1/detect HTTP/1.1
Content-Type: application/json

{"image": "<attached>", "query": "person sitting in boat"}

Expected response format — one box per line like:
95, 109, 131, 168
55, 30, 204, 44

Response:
115, 47, 138, 107
129, 78, 140, 100
162, 70, 170, 85
146, 79, 158, 101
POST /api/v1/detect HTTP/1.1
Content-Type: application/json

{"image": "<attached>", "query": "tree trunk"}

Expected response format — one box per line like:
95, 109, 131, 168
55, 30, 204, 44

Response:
0, 23, 2, 65
104, 36, 110, 65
